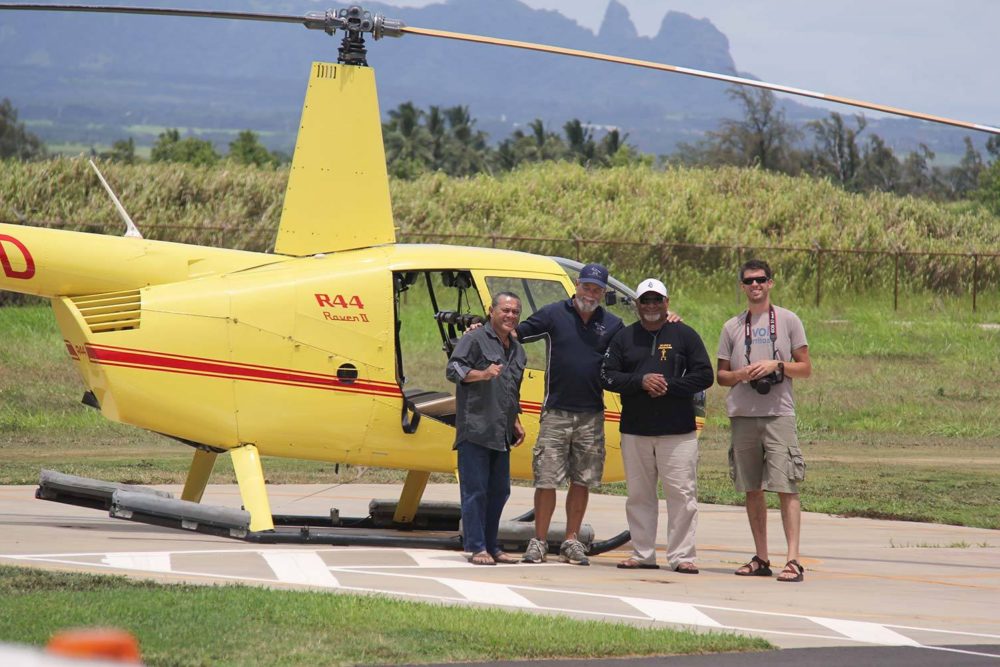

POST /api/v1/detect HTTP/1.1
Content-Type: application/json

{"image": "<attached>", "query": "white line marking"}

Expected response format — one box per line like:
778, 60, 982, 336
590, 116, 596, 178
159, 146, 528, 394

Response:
622, 597, 722, 628
6, 546, 1000, 658
406, 551, 473, 569
437, 577, 537, 608
102, 552, 172, 573
808, 617, 921, 646
260, 551, 340, 588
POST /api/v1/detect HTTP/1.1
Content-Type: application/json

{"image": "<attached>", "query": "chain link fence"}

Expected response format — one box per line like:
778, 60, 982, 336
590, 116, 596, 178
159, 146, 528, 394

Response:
3, 220, 997, 313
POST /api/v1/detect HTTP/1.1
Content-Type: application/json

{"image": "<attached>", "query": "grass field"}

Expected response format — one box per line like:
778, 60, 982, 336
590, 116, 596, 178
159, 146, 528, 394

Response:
0, 566, 768, 666
2, 295, 998, 528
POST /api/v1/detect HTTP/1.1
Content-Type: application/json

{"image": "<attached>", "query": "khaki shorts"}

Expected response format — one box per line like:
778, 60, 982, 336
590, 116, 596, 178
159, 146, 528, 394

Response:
532, 408, 606, 490
728, 416, 805, 494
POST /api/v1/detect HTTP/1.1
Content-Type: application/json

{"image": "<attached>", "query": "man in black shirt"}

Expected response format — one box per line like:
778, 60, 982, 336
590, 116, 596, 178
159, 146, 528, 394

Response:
516, 263, 623, 565
601, 278, 713, 573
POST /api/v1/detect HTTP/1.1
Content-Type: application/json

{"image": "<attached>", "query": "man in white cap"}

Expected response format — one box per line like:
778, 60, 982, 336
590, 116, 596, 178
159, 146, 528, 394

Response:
601, 278, 713, 573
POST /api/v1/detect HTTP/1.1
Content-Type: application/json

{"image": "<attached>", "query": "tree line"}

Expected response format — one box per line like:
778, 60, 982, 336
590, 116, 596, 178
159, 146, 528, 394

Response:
673, 88, 1000, 206
3, 94, 999, 216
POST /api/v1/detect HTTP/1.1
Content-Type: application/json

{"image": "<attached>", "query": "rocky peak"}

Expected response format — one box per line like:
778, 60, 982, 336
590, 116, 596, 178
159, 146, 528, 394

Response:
598, 0, 639, 42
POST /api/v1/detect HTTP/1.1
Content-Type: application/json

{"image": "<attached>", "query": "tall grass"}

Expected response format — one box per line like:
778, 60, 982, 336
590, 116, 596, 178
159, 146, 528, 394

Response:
0, 158, 1000, 276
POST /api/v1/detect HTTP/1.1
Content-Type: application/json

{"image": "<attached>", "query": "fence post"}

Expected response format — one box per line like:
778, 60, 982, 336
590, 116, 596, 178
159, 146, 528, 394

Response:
894, 252, 900, 311
575, 238, 582, 262
814, 245, 822, 307
972, 253, 979, 313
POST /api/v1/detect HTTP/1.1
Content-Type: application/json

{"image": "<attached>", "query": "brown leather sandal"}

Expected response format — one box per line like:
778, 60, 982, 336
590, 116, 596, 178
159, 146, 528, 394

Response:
469, 551, 496, 566
777, 559, 805, 582
492, 551, 519, 564
734, 555, 772, 576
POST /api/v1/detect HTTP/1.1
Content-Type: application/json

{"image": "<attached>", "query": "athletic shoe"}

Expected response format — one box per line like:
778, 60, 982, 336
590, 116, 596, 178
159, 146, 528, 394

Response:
559, 538, 590, 566
522, 537, 547, 563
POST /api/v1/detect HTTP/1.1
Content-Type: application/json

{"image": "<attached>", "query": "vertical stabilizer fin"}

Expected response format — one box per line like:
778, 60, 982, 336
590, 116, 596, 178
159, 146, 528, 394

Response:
88, 160, 143, 239
275, 62, 395, 256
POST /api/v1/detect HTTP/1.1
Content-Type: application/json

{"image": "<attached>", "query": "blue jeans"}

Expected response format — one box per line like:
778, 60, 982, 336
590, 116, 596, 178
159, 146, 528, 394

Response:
456, 441, 511, 555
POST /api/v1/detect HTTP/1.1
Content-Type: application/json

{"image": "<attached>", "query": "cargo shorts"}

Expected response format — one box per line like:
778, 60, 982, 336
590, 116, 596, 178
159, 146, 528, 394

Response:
728, 416, 805, 494
532, 408, 606, 490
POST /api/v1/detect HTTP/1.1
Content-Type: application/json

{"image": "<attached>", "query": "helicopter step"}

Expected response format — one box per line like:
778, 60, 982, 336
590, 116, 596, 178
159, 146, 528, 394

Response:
36, 470, 630, 554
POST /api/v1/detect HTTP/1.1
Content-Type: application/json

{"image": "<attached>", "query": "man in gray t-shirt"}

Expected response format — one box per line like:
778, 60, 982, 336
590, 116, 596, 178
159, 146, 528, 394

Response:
717, 259, 812, 583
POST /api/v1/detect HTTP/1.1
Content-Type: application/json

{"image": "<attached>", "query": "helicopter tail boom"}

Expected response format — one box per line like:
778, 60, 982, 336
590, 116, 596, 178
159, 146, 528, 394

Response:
0, 222, 281, 299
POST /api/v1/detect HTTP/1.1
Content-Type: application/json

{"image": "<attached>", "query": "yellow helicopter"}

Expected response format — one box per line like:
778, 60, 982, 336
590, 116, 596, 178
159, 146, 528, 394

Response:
1, 3, 998, 550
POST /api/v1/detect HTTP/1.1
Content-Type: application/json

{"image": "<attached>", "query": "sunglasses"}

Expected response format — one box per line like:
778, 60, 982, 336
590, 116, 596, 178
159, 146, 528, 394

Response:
638, 295, 665, 304
741, 276, 770, 285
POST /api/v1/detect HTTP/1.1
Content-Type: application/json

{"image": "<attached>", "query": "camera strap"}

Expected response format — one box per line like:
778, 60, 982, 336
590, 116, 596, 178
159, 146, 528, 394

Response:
744, 306, 778, 366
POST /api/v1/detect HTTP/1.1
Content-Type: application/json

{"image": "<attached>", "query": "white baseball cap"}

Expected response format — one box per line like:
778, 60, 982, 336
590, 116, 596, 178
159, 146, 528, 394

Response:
635, 278, 668, 298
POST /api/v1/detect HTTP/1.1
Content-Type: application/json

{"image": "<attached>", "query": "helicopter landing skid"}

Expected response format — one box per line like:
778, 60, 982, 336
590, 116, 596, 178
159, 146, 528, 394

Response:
36, 470, 630, 555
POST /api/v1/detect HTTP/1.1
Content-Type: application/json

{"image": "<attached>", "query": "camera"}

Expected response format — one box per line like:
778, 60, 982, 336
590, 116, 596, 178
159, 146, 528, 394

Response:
749, 363, 784, 395
434, 310, 482, 329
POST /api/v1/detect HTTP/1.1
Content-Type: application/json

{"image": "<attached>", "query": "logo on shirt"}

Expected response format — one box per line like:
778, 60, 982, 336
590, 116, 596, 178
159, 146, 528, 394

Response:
657, 343, 672, 361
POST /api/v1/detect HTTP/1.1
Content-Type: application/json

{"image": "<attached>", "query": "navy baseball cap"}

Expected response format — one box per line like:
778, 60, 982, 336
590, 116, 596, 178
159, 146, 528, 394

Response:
578, 263, 609, 289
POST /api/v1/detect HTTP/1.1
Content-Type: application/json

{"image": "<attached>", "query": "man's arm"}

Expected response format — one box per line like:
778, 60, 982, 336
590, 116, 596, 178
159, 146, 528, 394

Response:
446, 332, 483, 384
515, 305, 551, 344
665, 330, 714, 395
600, 331, 644, 395
716, 358, 744, 387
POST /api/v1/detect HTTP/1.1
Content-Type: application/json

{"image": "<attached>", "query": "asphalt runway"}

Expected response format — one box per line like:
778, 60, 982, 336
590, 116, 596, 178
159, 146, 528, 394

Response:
1, 483, 998, 662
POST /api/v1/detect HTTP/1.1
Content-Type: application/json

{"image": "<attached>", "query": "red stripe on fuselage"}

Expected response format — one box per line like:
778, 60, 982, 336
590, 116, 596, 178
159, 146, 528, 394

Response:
85, 344, 401, 397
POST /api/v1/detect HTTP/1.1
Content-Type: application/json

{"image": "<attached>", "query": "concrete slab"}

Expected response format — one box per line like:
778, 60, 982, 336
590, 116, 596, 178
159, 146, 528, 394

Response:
1, 482, 998, 660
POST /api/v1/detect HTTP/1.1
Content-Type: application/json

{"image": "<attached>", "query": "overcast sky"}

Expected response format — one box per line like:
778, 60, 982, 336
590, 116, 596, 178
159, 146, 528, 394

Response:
380, 0, 999, 127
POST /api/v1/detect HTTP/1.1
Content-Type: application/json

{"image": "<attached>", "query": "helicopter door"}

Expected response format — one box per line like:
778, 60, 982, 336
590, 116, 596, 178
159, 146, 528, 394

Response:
393, 270, 486, 430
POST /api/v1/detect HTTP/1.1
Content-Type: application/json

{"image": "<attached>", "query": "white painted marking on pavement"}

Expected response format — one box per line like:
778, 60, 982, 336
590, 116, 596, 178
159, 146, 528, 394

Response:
101, 552, 172, 573
808, 616, 921, 646
437, 577, 537, 608
622, 597, 722, 628
260, 551, 340, 588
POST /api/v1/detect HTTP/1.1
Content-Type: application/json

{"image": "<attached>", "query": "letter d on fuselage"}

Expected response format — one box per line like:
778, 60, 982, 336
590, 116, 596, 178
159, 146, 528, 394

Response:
0, 233, 35, 280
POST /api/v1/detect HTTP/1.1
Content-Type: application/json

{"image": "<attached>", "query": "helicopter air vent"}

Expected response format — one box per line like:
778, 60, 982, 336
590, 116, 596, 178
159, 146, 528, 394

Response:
71, 290, 142, 334
316, 64, 337, 79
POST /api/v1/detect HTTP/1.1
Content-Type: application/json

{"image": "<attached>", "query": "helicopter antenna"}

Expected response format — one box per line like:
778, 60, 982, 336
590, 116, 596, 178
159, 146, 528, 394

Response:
88, 159, 143, 239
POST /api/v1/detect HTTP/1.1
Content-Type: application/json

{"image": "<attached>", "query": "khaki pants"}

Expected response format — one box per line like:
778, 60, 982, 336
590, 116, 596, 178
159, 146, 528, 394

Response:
620, 432, 699, 569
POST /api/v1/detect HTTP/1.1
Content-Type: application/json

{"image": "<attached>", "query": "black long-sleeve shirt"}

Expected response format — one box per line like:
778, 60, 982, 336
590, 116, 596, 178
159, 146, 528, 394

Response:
601, 321, 714, 436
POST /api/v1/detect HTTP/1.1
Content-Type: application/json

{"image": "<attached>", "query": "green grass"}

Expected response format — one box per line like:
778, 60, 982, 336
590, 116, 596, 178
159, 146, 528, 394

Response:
2, 294, 998, 528
0, 566, 769, 666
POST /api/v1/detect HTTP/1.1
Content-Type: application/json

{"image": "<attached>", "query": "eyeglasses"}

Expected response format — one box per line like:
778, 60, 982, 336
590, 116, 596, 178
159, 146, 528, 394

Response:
638, 295, 665, 304
741, 276, 770, 285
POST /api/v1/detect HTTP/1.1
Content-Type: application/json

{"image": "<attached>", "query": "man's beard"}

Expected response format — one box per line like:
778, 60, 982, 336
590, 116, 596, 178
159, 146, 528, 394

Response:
641, 313, 662, 323
574, 297, 599, 313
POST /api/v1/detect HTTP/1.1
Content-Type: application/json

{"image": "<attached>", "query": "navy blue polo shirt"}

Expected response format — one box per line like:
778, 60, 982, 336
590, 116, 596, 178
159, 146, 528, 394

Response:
517, 299, 623, 413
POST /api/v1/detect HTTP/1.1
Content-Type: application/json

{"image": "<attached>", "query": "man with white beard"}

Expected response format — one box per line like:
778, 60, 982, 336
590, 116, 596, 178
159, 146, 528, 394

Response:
601, 278, 714, 574
517, 263, 623, 565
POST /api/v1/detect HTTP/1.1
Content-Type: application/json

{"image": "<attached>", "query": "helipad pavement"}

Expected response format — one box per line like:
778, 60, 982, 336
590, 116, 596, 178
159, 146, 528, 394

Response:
1, 483, 998, 660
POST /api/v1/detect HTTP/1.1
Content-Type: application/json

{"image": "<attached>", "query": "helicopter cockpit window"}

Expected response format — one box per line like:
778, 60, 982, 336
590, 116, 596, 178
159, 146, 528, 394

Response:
484, 276, 569, 371
550, 257, 637, 326
393, 270, 486, 427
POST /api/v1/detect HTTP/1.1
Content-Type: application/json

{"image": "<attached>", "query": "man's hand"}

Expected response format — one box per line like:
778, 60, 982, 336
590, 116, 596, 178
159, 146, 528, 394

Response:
743, 359, 781, 381
666, 310, 682, 323
512, 419, 525, 447
463, 363, 503, 383
641, 373, 668, 397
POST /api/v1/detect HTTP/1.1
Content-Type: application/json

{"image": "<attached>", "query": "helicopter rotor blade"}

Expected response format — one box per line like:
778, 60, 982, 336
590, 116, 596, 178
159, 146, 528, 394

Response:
2, 3, 996, 135
0, 3, 311, 26
401, 25, 1000, 137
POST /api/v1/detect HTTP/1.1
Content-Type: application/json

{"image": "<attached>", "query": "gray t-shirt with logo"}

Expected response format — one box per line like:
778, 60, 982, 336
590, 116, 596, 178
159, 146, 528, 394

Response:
717, 305, 808, 418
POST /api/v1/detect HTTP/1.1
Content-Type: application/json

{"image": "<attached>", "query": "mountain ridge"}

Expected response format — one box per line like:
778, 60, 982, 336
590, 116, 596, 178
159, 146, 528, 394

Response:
0, 0, 979, 156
